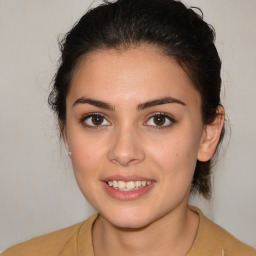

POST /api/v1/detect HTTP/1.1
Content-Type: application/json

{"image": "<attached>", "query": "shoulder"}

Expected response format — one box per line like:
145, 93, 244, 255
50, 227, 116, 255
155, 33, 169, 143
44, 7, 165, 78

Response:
188, 205, 256, 256
202, 215, 256, 255
1, 223, 82, 256
1, 213, 98, 256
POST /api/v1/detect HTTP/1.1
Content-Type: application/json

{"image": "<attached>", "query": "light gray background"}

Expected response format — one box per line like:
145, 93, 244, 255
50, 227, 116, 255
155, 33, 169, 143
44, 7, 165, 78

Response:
0, 0, 255, 251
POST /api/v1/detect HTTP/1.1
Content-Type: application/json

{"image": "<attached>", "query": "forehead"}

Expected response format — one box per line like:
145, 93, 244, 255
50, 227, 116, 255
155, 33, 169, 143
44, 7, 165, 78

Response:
68, 46, 200, 108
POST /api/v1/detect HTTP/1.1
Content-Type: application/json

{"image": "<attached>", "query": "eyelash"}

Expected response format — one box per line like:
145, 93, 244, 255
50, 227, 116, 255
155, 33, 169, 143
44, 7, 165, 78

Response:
79, 112, 175, 129
145, 112, 175, 129
79, 113, 110, 129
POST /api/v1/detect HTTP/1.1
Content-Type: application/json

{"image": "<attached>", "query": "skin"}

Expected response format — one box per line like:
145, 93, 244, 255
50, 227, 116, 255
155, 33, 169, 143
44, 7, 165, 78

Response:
63, 45, 224, 256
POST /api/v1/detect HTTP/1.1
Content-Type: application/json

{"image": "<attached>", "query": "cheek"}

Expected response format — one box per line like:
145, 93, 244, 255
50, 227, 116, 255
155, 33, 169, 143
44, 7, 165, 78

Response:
68, 135, 107, 206
154, 144, 196, 180
148, 126, 201, 178
69, 131, 107, 178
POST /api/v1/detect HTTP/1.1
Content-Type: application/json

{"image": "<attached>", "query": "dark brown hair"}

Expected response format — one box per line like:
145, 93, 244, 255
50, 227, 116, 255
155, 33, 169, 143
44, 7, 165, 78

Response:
48, 0, 225, 198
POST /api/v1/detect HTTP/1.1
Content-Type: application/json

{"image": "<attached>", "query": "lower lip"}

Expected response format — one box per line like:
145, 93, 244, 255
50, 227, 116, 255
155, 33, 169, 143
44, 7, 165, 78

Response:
103, 182, 155, 201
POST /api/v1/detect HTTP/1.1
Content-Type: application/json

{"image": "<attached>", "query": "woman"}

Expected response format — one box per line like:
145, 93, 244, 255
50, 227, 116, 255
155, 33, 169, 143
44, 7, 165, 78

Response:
2, 0, 255, 255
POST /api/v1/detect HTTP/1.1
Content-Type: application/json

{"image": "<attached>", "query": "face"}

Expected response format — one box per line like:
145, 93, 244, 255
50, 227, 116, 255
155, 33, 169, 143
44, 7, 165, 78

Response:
64, 46, 206, 228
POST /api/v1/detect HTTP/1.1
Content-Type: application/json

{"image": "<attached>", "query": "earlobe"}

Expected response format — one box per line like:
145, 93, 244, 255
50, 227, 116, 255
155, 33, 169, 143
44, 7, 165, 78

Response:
197, 106, 225, 162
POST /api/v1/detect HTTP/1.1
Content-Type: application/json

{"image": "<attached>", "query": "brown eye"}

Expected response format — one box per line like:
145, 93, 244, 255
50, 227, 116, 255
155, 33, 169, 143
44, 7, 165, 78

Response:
91, 115, 104, 125
82, 113, 111, 127
145, 113, 174, 128
153, 115, 166, 126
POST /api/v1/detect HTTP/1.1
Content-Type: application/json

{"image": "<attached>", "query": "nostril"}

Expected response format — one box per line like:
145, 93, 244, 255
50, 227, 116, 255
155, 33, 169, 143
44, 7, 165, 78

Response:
107, 129, 146, 166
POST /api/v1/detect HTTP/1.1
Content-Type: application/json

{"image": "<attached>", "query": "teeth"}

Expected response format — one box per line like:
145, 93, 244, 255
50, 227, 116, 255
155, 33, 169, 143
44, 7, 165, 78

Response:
107, 180, 152, 191
126, 181, 135, 189
113, 180, 118, 188
135, 181, 141, 187
117, 181, 125, 189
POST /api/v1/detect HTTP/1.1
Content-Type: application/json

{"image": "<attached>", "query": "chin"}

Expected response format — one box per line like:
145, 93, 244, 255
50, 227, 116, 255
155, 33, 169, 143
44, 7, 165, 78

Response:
110, 216, 152, 229
99, 207, 157, 229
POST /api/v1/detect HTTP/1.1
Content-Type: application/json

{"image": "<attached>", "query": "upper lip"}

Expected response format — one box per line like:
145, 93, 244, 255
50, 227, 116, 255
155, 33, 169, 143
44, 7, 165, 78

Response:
102, 175, 155, 182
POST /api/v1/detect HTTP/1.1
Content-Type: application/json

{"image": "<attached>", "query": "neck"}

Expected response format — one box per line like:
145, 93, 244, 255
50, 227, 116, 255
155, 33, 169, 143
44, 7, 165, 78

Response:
92, 204, 199, 256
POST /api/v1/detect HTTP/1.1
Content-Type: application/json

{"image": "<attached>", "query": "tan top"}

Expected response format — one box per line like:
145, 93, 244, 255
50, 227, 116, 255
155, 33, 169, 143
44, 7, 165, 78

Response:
2, 206, 255, 256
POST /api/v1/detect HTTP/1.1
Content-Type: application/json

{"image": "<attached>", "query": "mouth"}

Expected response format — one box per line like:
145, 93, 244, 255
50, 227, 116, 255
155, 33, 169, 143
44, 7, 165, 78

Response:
106, 180, 152, 191
102, 176, 155, 200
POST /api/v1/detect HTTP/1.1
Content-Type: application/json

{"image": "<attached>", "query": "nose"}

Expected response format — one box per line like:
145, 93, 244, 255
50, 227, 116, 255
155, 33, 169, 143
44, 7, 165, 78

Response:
107, 125, 145, 167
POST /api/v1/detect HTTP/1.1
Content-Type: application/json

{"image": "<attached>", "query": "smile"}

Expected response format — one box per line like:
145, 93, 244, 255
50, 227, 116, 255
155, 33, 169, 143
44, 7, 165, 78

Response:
107, 180, 152, 191
103, 177, 155, 200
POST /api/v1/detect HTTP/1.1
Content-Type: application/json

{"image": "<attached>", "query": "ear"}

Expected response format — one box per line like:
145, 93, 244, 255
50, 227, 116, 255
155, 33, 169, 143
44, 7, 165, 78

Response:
59, 120, 70, 152
197, 105, 225, 162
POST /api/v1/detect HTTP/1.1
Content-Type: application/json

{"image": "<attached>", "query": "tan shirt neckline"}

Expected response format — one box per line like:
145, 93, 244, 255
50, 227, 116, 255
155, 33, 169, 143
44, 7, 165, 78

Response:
3, 205, 255, 256
76, 206, 220, 256
75, 205, 255, 256
187, 205, 218, 255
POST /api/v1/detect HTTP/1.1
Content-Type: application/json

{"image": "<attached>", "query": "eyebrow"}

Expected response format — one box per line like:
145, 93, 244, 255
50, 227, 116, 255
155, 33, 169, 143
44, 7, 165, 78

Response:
137, 96, 186, 110
72, 96, 186, 110
72, 97, 115, 110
